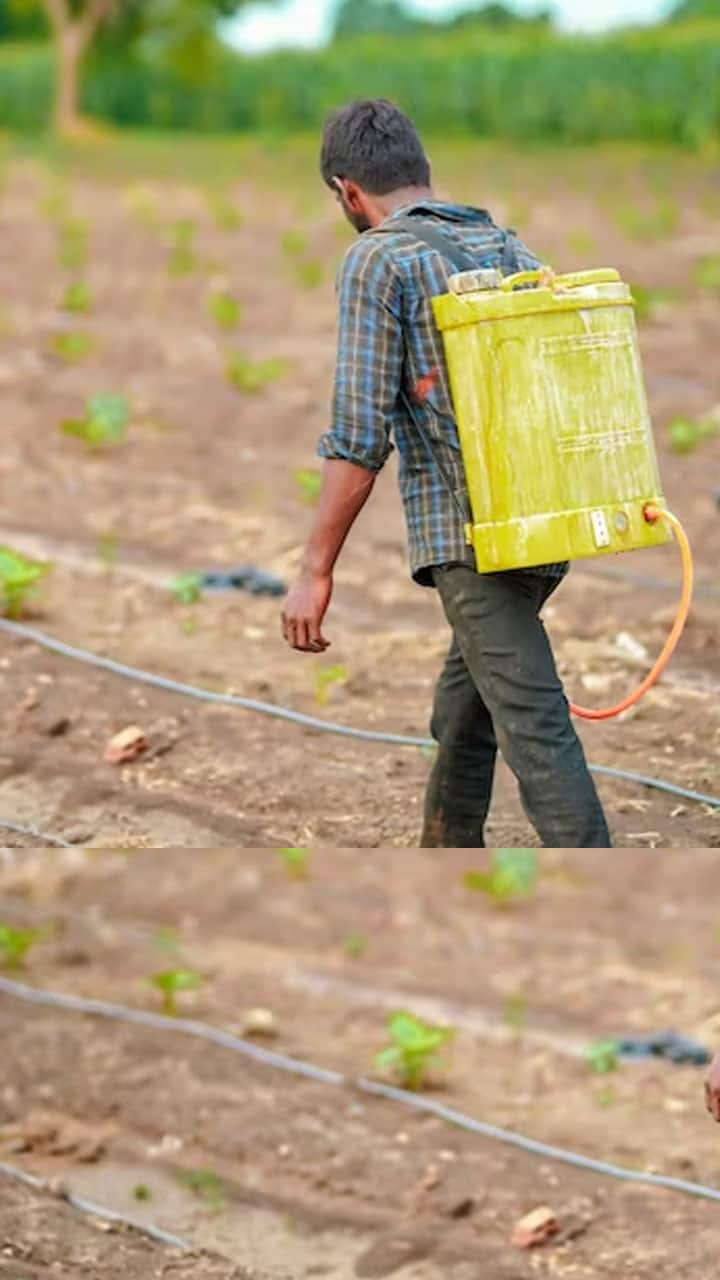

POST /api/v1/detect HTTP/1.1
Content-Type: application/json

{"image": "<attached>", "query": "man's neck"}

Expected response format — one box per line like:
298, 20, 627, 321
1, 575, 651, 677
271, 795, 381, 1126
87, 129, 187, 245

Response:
370, 186, 435, 227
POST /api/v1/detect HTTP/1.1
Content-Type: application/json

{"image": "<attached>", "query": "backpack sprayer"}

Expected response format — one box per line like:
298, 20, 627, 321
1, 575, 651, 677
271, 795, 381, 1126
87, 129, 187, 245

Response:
381, 219, 694, 722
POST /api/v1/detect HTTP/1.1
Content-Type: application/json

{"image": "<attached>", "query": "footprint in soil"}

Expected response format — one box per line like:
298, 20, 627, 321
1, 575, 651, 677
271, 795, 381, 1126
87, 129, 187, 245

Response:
354, 1228, 437, 1278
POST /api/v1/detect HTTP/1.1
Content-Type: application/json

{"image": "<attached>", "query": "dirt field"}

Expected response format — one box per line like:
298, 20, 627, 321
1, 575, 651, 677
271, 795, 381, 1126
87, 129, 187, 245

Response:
1, 848, 720, 1278
0, 136, 719, 848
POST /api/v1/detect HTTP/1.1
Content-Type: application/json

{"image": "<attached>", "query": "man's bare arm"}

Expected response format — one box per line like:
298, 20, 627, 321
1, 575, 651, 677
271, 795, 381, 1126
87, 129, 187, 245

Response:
282, 459, 376, 652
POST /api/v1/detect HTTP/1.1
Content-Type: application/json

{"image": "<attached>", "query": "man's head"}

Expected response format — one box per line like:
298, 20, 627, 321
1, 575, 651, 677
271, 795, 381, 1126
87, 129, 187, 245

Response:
321, 99, 432, 233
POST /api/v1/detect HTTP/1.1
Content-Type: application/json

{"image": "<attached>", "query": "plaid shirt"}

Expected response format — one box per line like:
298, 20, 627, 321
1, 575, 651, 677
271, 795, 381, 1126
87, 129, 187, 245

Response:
318, 200, 567, 586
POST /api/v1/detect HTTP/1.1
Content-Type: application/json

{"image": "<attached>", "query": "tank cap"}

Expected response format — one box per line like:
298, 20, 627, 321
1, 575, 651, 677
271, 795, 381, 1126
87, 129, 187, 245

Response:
448, 268, 503, 295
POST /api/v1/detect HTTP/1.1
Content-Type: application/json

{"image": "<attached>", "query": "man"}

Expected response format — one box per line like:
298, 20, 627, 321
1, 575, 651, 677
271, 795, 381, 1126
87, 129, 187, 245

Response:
705, 1052, 720, 1121
281, 98, 611, 849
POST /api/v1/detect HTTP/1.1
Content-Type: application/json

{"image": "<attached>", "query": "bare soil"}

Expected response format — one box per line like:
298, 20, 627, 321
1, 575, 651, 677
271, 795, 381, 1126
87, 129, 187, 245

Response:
1, 849, 720, 1277
0, 139, 719, 848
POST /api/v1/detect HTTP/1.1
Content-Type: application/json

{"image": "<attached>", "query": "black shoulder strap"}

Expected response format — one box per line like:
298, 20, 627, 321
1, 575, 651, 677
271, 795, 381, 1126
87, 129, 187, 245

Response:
372, 215, 479, 275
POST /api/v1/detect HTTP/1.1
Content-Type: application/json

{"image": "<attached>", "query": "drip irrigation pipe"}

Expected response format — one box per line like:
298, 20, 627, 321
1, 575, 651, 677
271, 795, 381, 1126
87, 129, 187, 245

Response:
0, 1158, 193, 1252
1, 976, 720, 1205
0, 819, 73, 848
0, 618, 718, 813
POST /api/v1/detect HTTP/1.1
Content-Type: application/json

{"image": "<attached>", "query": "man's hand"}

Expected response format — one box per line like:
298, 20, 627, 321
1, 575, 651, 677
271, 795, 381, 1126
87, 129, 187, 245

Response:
282, 570, 333, 652
705, 1052, 720, 1121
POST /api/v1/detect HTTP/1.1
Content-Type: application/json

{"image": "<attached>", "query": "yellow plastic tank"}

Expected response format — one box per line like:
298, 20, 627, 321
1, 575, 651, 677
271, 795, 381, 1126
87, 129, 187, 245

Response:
432, 267, 670, 572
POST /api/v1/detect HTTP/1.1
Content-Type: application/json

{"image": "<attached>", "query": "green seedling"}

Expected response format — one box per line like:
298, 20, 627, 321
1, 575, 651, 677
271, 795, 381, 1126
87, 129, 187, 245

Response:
463, 849, 540, 905
375, 1010, 454, 1091
208, 292, 242, 330
695, 255, 720, 292
294, 468, 322, 506
52, 330, 93, 362
614, 200, 678, 241
167, 219, 198, 276
150, 968, 203, 1016
596, 1086, 617, 1108
124, 185, 159, 227
207, 191, 243, 230
58, 219, 89, 269
668, 415, 718, 454
170, 572, 203, 605
276, 847, 310, 879
315, 664, 347, 706
343, 932, 369, 958
586, 1038, 620, 1074
41, 187, 69, 221
133, 1183, 152, 1201
631, 285, 676, 322
503, 992, 528, 1033
225, 352, 287, 394
0, 546, 51, 619
181, 613, 200, 636
61, 394, 130, 447
281, 229, 308, 257
0, 922, 46, 970
96, 532, 118, 569
63, 281, 93, 313
179, 1168, 226, 1213
294, 259, 324, 290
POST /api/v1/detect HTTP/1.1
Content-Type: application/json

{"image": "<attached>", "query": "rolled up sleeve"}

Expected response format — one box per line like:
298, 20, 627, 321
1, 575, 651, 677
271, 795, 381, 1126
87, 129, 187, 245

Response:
317, 238, 403, 473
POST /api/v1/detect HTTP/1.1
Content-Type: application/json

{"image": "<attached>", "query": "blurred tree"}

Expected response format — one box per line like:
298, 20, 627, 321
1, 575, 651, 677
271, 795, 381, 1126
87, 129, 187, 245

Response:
332, 0, 553, 40
0, 0, 47, 37
30, 0, 276, 136
668, 0, 720, 15
333, 0, 416, 38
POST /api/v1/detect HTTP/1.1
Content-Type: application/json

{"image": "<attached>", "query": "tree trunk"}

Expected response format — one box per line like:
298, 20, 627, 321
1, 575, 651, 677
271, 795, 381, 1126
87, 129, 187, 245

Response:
54, 27, 84, 137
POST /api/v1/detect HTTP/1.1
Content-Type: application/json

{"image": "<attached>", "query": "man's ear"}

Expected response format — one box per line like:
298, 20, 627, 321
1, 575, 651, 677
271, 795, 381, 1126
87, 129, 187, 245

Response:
340, 179, 365, 214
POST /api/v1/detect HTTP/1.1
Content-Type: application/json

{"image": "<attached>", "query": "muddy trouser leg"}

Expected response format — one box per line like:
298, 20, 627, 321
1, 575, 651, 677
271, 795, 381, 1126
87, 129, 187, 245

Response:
429, 563, 612, 850
421, 634, 497, 848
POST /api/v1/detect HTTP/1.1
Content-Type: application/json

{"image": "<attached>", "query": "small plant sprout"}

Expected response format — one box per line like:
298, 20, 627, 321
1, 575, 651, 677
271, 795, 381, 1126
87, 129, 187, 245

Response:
463, 850, 540, 905
586, 1038, 620, 1075
315, 664, 348, 706
150, 968, 203, 1016
179, 1168, 226, 1213
0, 547, 51, 619
63, 281, 93, 313
133, 1183, 152, 1201
343, 932, 369, 958
294, 259, 324, 290
52, 330, 94, 363
281, 229, 308, 257
503, 992, 528, 1033
61, 394, 130, 448
276, 847, 310, 879
167, 218, 197, 275
170, 572, 204, 605
0, 922, 46, 970
58, 218, 89, 269
96, 532, 118, 569
208, 292, 242, 330
694, 255, 720, 292
225, 352, 287, 394
375, 1010, 455, 1091
206, 189, 243, 230
294, 468, 322, 506
668, 414, 718, 454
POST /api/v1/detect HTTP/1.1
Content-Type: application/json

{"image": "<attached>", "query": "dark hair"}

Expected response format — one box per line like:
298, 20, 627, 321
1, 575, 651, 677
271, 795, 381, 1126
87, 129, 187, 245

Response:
320, 99, 431, 196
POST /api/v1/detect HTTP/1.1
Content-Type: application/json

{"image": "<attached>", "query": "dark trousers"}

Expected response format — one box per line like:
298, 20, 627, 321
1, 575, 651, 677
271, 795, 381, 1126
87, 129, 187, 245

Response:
421, 563, 612, 849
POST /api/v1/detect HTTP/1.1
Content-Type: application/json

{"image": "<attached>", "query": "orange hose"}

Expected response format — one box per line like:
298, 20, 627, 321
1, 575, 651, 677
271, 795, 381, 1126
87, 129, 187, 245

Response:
569, 507, 693, 721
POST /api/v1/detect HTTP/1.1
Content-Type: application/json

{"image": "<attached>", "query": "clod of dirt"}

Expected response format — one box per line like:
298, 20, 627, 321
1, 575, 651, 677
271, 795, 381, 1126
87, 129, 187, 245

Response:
242, 1008, 278, 1038
104, 726, 147, 765
511, 1205, 559, 1249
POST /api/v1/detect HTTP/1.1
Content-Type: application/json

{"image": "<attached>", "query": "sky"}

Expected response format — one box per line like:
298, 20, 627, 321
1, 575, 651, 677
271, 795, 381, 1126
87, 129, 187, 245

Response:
225, 0, 672, 53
